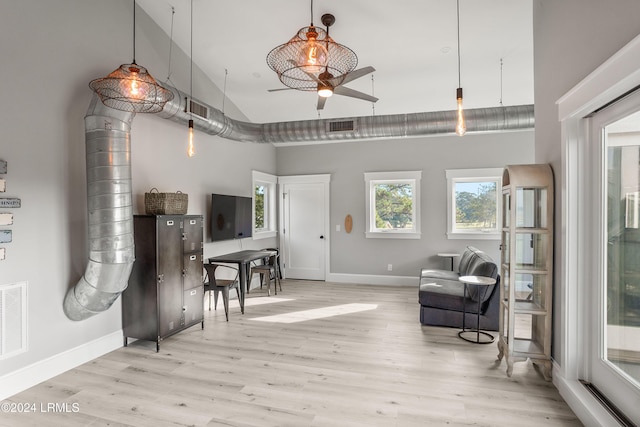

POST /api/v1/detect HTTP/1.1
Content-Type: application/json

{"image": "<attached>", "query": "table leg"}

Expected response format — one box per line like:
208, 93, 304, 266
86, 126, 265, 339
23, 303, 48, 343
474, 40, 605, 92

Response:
238, 262, 246, 314
462, 283, 467, 332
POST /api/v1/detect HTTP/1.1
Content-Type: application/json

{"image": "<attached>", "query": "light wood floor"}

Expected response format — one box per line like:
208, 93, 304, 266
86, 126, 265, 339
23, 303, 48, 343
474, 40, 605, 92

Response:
3, 280, 581, 426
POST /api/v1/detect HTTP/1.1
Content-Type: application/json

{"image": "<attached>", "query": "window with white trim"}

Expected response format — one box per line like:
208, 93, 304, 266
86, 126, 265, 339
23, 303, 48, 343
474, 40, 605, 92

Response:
252, 171, 277, 239
365, 171, 421, 239
446, 168, 502, 239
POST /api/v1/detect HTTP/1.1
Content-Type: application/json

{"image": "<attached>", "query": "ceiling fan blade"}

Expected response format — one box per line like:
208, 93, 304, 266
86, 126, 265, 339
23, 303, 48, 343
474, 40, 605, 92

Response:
317, 96, 327, 110
333, 86, 379, 103
268, 87, 294, 92
330, 66, 376, 86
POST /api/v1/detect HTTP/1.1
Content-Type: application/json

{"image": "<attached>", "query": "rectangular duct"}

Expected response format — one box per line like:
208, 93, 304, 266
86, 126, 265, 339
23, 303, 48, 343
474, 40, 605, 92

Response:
0, 281, 27, 359
189, 99, 208, 119
328, 120, 356, 133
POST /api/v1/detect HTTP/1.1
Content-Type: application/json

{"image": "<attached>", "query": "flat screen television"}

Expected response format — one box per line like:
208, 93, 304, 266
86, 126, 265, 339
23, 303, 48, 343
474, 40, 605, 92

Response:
210, 193, 253, 241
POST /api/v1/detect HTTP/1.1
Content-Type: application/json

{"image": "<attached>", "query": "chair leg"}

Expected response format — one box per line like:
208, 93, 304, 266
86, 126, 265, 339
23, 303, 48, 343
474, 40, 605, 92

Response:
222, 286, 230, 321
213, 289, 219, 310
263, 273, 271, 296
273, 270, 277, 295
207, 290, 212, 311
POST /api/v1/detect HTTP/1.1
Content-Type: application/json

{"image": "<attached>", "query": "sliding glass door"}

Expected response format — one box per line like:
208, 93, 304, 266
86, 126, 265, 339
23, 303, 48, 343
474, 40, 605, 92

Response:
588, 92, 640, 422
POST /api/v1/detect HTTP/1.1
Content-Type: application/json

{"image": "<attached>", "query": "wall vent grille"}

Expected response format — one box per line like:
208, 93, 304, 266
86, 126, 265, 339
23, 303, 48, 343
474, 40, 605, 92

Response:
328, 120, 356, 132
189, 99, 208, 119
0, 281, 27, 359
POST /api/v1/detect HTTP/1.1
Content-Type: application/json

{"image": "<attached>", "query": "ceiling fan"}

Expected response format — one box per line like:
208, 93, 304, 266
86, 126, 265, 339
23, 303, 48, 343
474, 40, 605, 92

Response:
266, 12, 378, 110
269, 64, 378, 110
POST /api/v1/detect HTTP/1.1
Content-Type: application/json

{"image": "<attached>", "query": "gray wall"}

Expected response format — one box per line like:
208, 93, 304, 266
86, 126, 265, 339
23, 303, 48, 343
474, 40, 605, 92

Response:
532, 0, 640, 364
277, 131, 535, 278
0, 0, 275, 379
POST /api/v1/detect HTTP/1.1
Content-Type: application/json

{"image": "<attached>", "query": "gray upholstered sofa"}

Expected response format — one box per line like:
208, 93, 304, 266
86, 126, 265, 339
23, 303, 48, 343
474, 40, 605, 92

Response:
418, 246, 499, 331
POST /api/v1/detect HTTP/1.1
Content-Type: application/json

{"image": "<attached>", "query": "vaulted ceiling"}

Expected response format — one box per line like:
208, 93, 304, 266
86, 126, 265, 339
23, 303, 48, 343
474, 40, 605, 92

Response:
137, 0, 533, 124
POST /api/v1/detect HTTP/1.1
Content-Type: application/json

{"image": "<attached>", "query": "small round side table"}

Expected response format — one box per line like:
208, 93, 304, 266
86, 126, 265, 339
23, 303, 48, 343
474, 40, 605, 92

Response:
458, 275, 496, 344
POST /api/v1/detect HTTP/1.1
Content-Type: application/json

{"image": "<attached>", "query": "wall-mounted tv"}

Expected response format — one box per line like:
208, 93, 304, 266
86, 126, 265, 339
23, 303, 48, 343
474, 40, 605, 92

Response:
210, 193, 253, 241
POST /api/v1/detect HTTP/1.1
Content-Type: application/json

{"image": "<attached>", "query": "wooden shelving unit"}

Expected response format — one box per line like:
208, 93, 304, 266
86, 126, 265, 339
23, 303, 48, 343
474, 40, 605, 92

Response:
497, 164, 554, 380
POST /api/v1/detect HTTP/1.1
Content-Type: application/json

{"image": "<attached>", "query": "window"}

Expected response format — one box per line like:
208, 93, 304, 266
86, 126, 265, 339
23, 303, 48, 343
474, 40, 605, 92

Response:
364, 171, 421, 239
446, 168, 502, 239
252, 171, 277, 239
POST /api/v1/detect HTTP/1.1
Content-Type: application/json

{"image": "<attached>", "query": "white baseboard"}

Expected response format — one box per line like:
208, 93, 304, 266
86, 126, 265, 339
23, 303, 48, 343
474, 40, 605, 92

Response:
0, 330, 123, 401
326, 272, 418, 286
552, 362, 620, 427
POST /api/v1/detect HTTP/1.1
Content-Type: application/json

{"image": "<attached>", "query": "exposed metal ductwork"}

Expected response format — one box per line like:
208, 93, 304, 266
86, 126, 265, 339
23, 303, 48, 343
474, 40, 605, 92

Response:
63, 96, 135, 321
159, 84, 534, 143
65, 82, 533, 320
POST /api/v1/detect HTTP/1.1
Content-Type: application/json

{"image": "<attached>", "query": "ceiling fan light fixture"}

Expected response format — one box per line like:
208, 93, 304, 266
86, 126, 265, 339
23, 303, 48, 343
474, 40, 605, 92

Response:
318, 85, 333, 98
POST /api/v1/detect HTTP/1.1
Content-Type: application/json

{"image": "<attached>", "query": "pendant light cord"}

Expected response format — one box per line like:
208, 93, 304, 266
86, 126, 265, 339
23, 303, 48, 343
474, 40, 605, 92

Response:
189, 0, 193, 118
132, 0, 136, 63
499, 58, 504, 106
310, 0, 314, 25
371, 75, 376, 116
222, 69, 228, 113
166, 6, 175, 82
456, 0, 461, 87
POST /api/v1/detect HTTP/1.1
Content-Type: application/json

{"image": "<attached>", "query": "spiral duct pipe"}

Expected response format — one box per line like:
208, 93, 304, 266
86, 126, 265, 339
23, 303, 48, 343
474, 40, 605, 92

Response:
159, 84, 534, 143
63, 95, 135, 321
65, 81, 533, 321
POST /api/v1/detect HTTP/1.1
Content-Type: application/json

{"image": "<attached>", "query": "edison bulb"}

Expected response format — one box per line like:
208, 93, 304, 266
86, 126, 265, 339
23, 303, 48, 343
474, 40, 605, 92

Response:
120, 65, 147, 99
456, 88, 466, 136
187, 120, 195, 157
298, 39, 328, 73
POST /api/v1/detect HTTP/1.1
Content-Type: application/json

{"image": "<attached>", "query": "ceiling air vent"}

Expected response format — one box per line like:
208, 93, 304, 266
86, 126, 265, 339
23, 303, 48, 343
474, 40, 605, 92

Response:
186, 98, 208, 119
328, 120, 356, 133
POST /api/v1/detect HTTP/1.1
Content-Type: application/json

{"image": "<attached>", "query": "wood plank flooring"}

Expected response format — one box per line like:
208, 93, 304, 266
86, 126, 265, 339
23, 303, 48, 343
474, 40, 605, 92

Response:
2, 280, 581, 426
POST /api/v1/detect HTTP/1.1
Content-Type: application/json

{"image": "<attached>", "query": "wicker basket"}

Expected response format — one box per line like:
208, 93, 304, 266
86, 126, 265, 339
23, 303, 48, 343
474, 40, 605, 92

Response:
144, 188, 188, 215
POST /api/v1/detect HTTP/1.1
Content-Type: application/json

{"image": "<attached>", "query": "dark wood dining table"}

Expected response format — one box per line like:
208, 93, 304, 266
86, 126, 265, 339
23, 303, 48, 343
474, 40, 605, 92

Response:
207, 249, 274, 313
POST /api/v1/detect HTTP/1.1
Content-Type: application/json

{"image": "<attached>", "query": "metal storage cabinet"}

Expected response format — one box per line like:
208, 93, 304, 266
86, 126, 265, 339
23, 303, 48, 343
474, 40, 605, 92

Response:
123, 215, 204, 351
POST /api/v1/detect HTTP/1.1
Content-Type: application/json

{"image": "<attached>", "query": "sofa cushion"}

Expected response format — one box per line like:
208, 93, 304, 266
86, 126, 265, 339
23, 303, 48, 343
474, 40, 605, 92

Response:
420, 268, 459, 281
457, 248, 475, 275
419, 280, 482, 314
467, 252, 498, 278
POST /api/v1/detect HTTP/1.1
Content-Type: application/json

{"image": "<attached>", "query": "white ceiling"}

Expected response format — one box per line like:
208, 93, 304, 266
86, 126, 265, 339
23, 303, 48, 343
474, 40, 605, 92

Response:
137, 0, 533, 124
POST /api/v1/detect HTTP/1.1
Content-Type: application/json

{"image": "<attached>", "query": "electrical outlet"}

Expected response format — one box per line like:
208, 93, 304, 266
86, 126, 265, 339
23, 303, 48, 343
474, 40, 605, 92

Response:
387, 264, 393, 271
336, 224, 341, 232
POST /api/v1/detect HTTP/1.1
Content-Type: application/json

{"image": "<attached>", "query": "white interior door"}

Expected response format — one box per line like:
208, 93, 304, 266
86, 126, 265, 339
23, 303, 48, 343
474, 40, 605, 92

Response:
279, 175, 329, 280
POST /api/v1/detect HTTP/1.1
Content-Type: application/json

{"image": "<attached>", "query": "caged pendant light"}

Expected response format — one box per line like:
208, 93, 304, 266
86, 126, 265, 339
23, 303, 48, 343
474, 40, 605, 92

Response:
266, 0, 358, 93
89, 0, 173, 113
454, 0, 466, 136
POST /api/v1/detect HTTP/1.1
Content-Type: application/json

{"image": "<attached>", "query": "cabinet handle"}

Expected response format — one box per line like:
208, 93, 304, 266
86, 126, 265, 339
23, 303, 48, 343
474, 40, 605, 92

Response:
190, 289, 197, 296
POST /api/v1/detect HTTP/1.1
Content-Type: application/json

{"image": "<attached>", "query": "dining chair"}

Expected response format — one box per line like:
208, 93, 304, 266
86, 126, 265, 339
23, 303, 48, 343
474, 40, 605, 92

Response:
203, 263, 241, 321
249, 252, 281, 296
